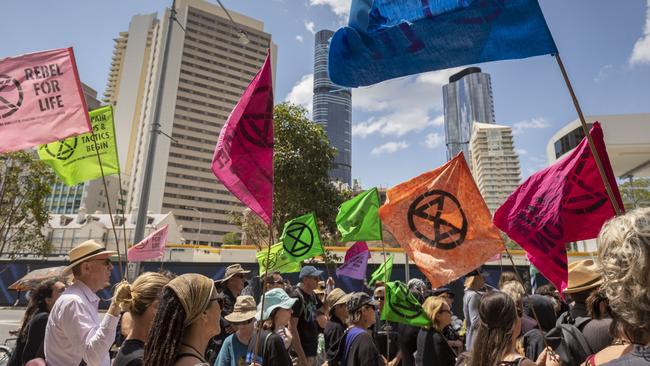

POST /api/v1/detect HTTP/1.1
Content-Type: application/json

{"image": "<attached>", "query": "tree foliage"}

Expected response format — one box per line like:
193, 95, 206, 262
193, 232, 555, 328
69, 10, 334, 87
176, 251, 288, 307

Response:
619, 178, 650, 211
0, 151, 55, 257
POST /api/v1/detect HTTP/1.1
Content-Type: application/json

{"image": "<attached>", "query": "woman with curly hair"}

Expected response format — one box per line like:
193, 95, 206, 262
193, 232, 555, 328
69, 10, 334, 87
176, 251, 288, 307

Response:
142, 273, 223, 366
112, 272, 173, 366
466, 291, 558, 366
8, 279, 65, 366
593, 207, 650, 365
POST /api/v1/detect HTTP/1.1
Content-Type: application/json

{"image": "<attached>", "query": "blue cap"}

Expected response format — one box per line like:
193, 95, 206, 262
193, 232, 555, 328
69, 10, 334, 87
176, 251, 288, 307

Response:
299, 266, 324, 280
257, 288, 297, 320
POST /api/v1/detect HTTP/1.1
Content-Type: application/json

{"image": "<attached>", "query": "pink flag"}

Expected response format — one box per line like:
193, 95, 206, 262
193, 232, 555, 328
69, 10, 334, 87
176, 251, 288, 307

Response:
0, 47, 91, 152
493, 122, 623, 294
336, 242, 371, 280
127, 225, 169, 262
212, 51, 273, 224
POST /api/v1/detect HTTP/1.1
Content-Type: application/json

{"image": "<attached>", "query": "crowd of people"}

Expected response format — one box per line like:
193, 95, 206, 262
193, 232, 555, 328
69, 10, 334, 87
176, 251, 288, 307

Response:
6, 207, 650, 366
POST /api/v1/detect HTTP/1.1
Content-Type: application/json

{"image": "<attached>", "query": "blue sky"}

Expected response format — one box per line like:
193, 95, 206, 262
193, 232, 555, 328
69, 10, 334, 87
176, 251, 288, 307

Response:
3, 0, 650, 189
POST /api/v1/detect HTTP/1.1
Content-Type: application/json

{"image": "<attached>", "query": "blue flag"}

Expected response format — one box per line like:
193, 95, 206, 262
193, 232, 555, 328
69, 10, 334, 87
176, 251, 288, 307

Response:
329, 0, 558, 87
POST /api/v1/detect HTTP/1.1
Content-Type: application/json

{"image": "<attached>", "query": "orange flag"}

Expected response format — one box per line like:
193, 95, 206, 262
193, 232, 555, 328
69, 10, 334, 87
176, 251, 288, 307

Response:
378, 153, 504, 288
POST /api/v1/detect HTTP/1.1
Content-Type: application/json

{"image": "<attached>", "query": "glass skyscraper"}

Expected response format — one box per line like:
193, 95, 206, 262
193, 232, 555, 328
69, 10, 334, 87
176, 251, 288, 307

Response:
443, 67, 495, 167
313, 29, 352, 185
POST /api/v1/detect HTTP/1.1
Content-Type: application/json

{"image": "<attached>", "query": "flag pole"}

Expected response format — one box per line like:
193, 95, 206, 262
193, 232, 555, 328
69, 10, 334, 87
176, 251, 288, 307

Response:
90, 129, 125, 280
554, 53, 622, 216
116, 171, 132, 280
252, 222, 274, 363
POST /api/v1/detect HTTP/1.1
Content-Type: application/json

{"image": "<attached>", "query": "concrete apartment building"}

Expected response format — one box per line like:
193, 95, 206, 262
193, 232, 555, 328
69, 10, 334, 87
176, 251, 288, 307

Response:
470, 122, 521, 213
105, 0, 276, 245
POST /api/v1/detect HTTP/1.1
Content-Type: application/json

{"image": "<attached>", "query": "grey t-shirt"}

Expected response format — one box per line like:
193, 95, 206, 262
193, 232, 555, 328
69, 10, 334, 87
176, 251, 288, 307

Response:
463, 290, 481, 350
601, 345, 650, 366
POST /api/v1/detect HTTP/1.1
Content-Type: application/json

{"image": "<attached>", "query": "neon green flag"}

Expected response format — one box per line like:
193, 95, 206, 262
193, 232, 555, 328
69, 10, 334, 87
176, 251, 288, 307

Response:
381, 281, 431, 327
368, 254, 393, 287
257, 243, 301, 275
38, 106, 120, 186
337, 187, 382, 242
280, 212, 324, 262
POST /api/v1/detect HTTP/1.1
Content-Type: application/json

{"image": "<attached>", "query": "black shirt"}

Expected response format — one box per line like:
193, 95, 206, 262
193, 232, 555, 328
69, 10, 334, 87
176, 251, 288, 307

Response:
415, 328, 455, 366
373, 312, 399, 360
8, 311, 48, 366
344, 330, 385, 366
291, 287, 323, 357
398, 323, 420, 366
247, 330, 292, 366
325, 316, 347, 362
113, 339, 144, 366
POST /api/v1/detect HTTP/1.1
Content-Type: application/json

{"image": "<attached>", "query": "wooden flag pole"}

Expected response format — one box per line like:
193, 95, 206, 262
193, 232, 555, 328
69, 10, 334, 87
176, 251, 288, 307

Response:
252, 222, 275, 363
90, 129, 125, 280
116, 172, 132, 281
555, 53, 622, 216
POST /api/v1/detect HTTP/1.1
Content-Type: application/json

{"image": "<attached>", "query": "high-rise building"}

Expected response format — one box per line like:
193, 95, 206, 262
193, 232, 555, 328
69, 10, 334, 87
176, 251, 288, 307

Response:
470, 122, 521, 213
443, 67, 495, 167
313, 29, 352, 185
45, 84, 121, 215
106, 0, 276, 245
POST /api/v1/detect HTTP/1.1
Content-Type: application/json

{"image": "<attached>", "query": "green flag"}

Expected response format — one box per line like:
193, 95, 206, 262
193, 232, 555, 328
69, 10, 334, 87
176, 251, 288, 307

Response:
381, 281, 432, 327
368, 254, 393, 287
336, 187, 382, 242
38, 106, 120, 186
280, 212, 324, 262
257, 243, 302, 275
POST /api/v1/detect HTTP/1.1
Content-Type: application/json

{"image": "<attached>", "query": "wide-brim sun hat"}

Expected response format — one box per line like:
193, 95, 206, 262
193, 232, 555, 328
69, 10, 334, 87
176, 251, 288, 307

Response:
224, 295, 257, 323
256, 288, 297, 320
63, 240, 117, 275
564, 259, 603, 294
215, 264, 251, 284
326, 288, 350, 307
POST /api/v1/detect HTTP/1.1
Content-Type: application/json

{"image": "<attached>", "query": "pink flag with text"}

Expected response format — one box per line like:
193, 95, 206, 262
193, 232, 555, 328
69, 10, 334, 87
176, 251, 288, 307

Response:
0, 47, 91, 152
212, 51, 273, 224
493, 122, 623, 294
128, 225, 168, 262
336, 241, 370, 280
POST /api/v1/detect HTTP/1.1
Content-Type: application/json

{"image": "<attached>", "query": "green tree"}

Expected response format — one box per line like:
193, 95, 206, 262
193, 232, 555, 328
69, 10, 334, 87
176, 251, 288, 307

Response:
222, 232, 242, 245
0, 151, 55, 257
619, 178, 650, 211
273, 103, 347, 237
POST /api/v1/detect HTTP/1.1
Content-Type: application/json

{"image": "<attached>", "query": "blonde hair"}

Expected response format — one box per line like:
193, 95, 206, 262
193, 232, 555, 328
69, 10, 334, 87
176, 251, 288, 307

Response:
597, 207, 650, 344
500, 281, 525, 304
115, 272, 172, 316
464, 275, 482, 290
422, 296, 446, 331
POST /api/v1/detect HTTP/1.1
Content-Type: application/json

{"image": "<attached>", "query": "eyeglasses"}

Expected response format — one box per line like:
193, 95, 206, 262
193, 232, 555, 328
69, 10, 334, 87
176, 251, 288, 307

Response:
90, 258, 111, 266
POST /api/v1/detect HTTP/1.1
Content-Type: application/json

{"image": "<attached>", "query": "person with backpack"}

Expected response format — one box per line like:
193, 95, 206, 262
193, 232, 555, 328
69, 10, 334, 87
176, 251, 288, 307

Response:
594, 208, 650, 365
324, 288, 350, 364
289, 266, 325, 366
333, 292, 385, 366
246, 288, 296, 366
112, 272, 173, 366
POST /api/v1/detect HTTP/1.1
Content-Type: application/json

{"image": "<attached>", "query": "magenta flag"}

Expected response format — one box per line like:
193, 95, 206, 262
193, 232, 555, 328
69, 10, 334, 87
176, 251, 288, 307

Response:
336, 242, 371, 280
212, 51, 273, 224
493, 122, 623, 293
128, 225, 168, 262
0, 47, 91, 152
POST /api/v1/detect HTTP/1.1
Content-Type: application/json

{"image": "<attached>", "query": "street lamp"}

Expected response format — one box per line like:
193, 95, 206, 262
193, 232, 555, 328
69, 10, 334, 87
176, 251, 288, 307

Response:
188, 207, 204, 244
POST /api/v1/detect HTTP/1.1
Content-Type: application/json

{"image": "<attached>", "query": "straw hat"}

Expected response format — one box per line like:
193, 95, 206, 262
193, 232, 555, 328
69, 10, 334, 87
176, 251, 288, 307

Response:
326, 288, 350, 307
225, 295, 257, 323
63, 240, 117, 275
215, 264, 251, 284
564, 259, 602, 294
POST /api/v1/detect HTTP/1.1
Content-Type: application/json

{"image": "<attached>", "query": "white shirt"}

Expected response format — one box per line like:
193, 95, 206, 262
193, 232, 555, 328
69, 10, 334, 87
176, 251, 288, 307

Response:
44, 281, 118, 366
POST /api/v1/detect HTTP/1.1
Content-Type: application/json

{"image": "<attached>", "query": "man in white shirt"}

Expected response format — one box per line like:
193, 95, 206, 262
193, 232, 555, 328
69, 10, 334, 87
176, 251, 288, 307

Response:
44, 240, 124, 366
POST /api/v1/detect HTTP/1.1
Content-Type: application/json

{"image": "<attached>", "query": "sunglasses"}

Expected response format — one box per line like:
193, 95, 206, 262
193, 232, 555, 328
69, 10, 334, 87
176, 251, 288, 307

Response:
233, 274, 246, 279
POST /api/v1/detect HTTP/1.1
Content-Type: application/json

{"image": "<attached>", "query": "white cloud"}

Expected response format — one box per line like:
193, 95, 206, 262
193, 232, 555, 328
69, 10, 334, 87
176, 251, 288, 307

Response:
351, 68, 461, 138
296, 35, 304, 42
371, 141, 409, 156
515, 148, 528, 156
424, 133, 444, 149
285, 74, 313, 116
630, 1, 650, 65
309, 0, 351, 19
304, 20, 316, 35
512, 117, 550, 135
594, 64, 612, 83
